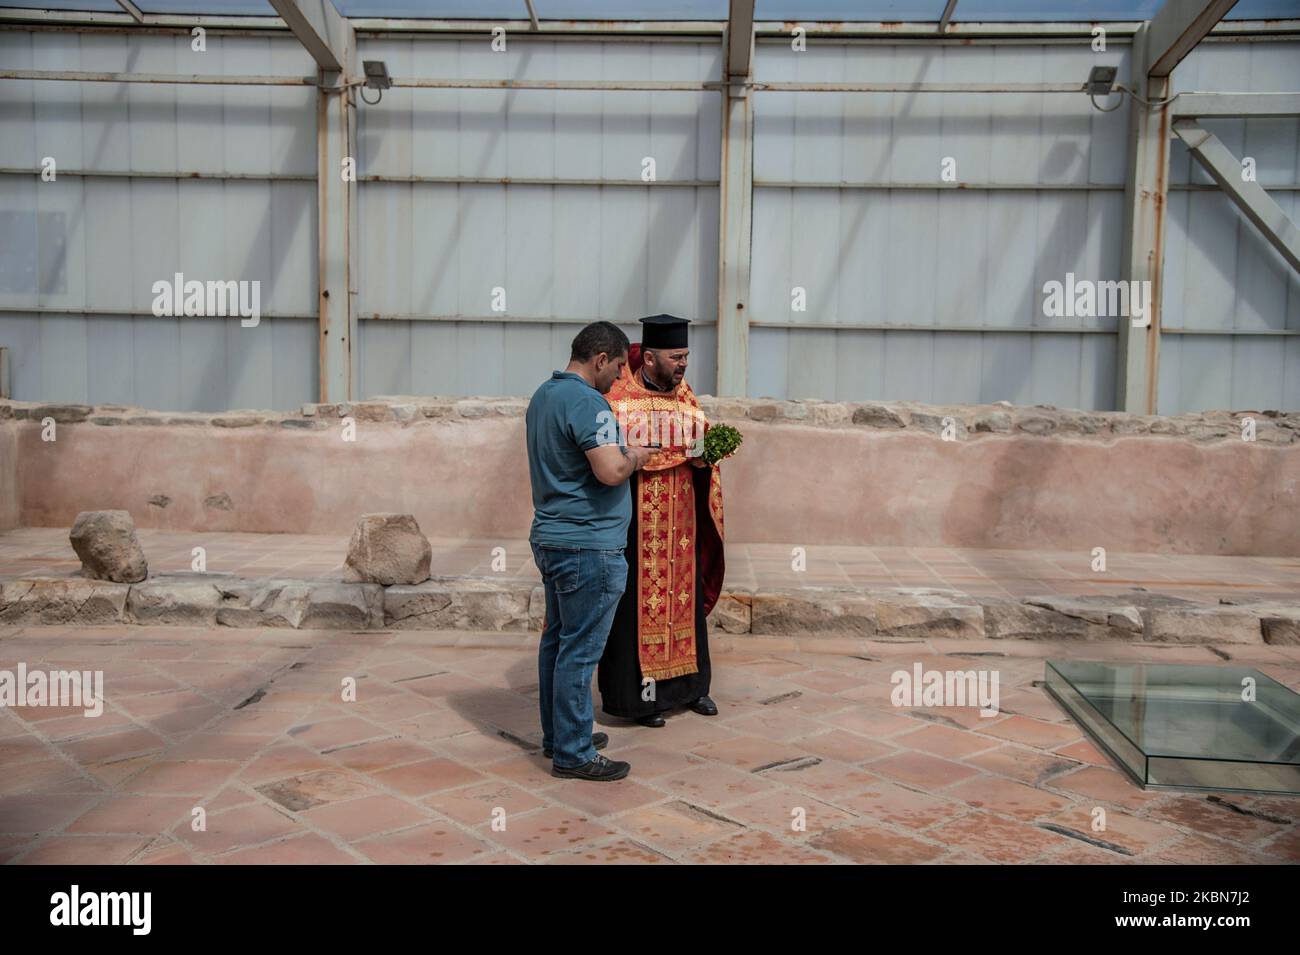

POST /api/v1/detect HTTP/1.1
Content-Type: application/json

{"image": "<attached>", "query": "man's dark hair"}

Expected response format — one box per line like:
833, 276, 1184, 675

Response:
570, 321, 630, 363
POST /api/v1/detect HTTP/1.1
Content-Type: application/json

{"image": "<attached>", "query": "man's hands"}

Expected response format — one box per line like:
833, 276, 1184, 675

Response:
586, 443, 657, 485
624, 445, 657, 471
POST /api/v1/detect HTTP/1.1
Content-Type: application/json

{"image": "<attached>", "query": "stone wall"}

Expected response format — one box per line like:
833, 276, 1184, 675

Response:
4, 573, 1296, 645
2, 396, 1297, 555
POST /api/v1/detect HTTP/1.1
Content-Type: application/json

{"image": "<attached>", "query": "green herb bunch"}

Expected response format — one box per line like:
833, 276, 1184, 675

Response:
700, 423, 743, 466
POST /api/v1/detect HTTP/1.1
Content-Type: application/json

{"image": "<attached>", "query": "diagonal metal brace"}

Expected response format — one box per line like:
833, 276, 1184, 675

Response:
1173, 119, 1300, 275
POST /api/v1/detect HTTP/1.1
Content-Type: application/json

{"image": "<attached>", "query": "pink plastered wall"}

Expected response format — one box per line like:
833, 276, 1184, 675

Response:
9, 414, 1300, 556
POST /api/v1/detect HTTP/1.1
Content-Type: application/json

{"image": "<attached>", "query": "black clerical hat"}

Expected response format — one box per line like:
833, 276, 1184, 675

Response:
639, 314, 690, 350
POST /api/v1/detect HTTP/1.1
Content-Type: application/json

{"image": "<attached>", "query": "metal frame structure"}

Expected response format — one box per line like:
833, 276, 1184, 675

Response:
1172, 120, 1300, 274
1, 1, 1298, 410
110, 0, 144, 25
1115, 1, 1300, 413
717, 0, 755, 398
266, 0, 359, 403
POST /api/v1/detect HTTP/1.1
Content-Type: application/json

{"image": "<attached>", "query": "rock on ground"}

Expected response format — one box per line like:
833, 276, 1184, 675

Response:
344, 513, 432, 585
68, 510, 148, 583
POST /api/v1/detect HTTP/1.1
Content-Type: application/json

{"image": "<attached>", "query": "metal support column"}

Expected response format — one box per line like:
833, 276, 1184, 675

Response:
270, 0, 358, 403
716, 0, 754, 398
1117, 24, 1171, 414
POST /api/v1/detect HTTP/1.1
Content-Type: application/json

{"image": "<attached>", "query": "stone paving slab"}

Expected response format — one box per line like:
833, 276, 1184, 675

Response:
1, 625, 1297, 865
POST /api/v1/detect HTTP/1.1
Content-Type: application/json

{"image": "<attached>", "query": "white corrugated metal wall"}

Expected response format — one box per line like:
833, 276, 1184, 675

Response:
0, 27, 1296, 412
750, 39, 1131, 408
354, 36, 721, 399
748, 37, 1300, 412
1161, 39, 1300, 414
0, 29, 319, 411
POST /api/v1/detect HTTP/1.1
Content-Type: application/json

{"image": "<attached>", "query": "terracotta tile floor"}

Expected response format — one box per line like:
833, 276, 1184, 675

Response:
2, 528, 1298, 604
1, 625, 1297, 865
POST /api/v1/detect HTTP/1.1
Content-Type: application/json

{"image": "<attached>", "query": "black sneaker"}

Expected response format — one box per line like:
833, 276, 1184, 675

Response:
543, 732, 607, 760
551, 753, 631, 781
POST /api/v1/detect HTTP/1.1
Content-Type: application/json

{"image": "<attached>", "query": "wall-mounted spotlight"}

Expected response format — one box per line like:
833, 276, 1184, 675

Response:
1087, 65, 1117, 97
1084, 64, 1178, 113
1086, 65, 1123, 112
360, 60, 392, 104
363, 60, 392, 91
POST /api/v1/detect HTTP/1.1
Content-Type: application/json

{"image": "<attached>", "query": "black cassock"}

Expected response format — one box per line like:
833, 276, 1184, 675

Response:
597, 462, 712, 719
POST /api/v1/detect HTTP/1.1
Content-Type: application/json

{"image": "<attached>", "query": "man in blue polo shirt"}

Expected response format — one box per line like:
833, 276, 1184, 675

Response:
526, 321, 655, 781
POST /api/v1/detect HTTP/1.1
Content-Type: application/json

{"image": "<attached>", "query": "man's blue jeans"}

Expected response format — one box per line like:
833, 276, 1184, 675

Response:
531, 542, 627, 769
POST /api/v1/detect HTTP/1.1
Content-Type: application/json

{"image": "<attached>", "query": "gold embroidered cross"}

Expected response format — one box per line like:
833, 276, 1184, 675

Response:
647, 525, 666, 575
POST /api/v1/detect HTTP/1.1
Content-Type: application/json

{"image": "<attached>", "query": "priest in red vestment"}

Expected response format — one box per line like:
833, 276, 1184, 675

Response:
597, 314, 726, 727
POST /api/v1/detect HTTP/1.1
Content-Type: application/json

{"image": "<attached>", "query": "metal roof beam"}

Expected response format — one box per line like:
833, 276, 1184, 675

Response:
938, 0, 958, 34
267, 0, 353, 74
726, 0, 754, 77
1147, 0, 1240, 77
1173, 119, 1300, 274
112, 0, 144, 23
3, 9, 1297, 41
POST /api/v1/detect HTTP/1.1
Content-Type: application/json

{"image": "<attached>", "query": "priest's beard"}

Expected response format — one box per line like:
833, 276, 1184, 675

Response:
642, 355, 680, 391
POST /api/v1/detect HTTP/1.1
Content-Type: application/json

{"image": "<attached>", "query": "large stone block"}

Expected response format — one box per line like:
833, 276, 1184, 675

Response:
707, 592, 752, 634
873, 590, 983, 640
909, 411, 969, 440
385, 578, 533, 631
1145, 607, 1262, 645
970, 411, 1012, 433
983, 596, 1141, 641
0, 578, 129, 625
749, 589, 875, 637
344, 513, 432, 586
984, 600, 1087, 641
126, 578, 223, 624
215, 580, 312, 628
851, 403, 907, 429
299, 583, 384, 630
1226, 603, 1300, 646
1262, 615, 1300, 646
69, 510, 148, 583
384, 582, 453, 627
31, 404, 92, 423
341, 402, 394, 422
